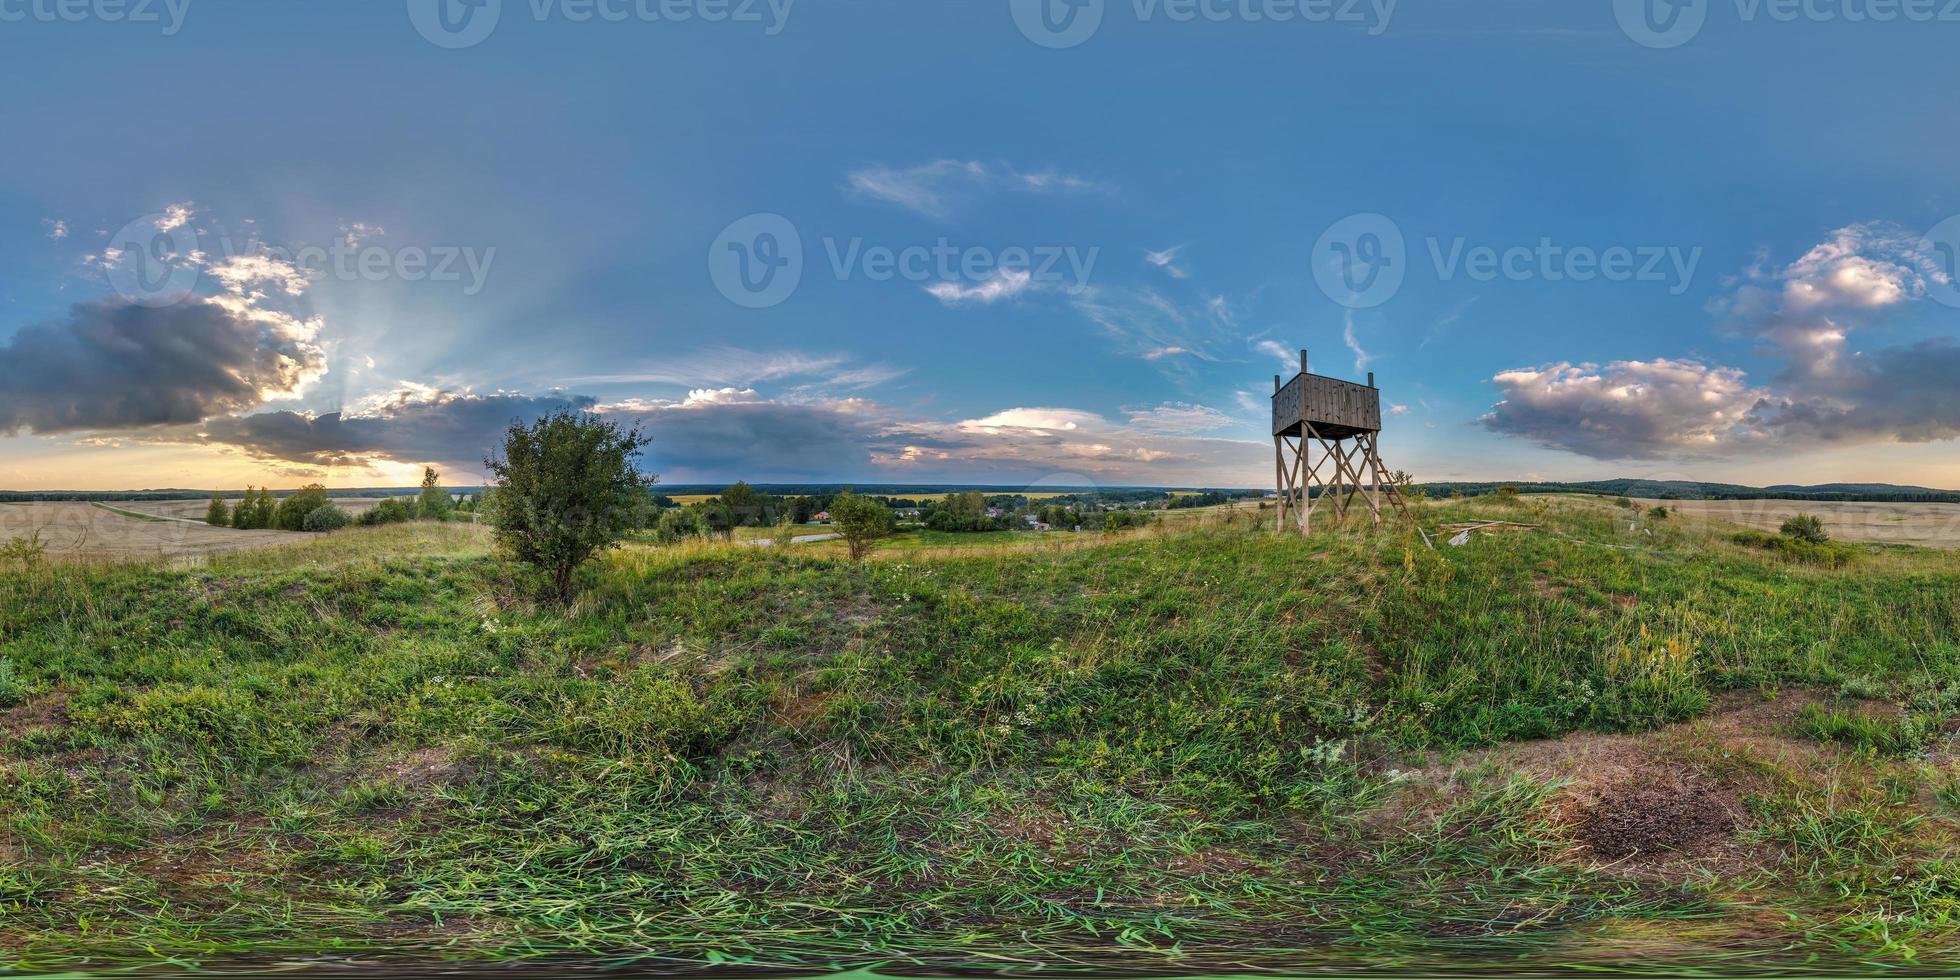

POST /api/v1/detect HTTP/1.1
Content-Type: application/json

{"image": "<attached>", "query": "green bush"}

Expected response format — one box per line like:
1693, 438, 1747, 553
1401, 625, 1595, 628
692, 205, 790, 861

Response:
0, 531, 48, 569
274, 485, 332, 531
302, 504, 351, 533
358, 498, 414, 527
1781, 513, 1830, 544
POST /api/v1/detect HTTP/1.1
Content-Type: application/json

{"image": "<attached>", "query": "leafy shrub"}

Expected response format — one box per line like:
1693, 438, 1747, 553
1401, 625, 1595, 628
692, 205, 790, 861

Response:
303, 504, 351, 533
651, 507, 700, 543
1614, 496, 1636, 509
1780, 513, 1830, 544
0, 530, 48, 569
1647, 505, 1671, 520
358, 498, 415, 527
924, 510, 996, 532
274, 485, 332, 531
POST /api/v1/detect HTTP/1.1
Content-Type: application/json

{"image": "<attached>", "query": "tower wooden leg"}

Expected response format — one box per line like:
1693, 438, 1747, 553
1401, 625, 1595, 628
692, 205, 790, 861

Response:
1273, 435, 1286, 534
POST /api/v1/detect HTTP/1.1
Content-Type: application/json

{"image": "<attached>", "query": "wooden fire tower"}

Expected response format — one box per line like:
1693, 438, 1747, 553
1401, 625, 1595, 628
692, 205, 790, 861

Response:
1271, 349, 1421, 540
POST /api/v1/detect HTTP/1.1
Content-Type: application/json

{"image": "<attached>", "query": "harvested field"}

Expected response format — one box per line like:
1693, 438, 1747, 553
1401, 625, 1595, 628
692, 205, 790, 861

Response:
1636, 497, 1960, 549
0, 501, 301, 561
109, 497, 391, 521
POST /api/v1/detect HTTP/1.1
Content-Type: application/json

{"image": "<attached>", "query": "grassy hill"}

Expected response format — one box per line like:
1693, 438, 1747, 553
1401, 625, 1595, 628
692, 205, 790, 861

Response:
2, 498, 1959, 972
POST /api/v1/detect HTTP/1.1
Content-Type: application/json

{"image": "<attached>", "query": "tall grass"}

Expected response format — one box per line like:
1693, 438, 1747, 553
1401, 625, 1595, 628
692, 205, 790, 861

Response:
1, 500, 1957, 969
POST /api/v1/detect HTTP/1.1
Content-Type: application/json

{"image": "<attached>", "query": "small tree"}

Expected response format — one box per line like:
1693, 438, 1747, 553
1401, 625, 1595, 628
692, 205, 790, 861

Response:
232, 487, 263, 529
1780, 513, 1830, 544
1648, 505, 1671, 520
205, 494, 231, 527
417, 467, 452, 520
829, 490, 894, 561
485, 410, 653, 601
251, 487, 277, 529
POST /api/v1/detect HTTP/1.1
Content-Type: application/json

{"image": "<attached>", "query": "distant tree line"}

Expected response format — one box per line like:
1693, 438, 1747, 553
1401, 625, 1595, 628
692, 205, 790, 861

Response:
204, 468, 486, 534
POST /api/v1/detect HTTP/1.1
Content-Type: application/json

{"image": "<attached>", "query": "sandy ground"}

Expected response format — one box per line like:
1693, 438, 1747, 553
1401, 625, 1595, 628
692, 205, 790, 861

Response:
1637, 497, 1960, 549
0, 501, 306, 561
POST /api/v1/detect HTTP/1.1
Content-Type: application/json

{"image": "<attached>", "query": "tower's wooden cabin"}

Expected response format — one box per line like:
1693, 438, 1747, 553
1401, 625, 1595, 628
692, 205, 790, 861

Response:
1271, 359, 1382, 440
1270, 349, 1420, 542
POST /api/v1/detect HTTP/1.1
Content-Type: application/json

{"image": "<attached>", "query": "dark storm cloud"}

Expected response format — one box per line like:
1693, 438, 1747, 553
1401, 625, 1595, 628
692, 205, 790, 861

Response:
0, 298, 325, 436
1481, 224, 1960, 461
626, 401, 889, 478
196, 391, 597, 470
1758, 339, 1960, 445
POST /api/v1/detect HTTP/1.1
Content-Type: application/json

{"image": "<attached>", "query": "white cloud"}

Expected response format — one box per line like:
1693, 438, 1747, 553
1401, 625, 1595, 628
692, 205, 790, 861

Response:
1126, 402, 1235, 434
960, 407, 1098, 433
1483, 222, 1960, 460
1482, 359, 1770, 460
155, 202, 194, 232
1255, 339, 1296, 365
42, 219, 68, 240
206, 252, 312, 298
572, 347, 904, 392
1144, 245, 1189, 279
925, 268, 1033, 306
1342, 310, 1372, 374
341, 221, 386, 246
846, 160, 1107, 218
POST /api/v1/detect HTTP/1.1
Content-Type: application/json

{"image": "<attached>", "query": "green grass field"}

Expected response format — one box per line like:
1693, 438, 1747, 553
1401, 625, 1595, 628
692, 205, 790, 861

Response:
2, 496, 1959, 972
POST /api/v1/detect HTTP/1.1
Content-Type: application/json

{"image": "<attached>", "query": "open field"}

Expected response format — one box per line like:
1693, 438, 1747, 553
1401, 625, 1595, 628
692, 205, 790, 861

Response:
1635, 496, 1960, 549
107, 497, 393, 523
3, 495, 1960, 972
0, 502, 301, 562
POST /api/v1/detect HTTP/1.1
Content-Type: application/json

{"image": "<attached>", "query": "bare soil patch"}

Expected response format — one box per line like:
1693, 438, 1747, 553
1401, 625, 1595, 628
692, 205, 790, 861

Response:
1571, 774, 1741, 861
0, 690, 69, 737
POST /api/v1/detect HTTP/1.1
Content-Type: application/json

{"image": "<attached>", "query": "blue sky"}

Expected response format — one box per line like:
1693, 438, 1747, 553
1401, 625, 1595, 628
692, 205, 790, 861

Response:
2, 0, 1958, 490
